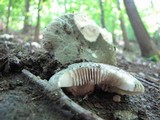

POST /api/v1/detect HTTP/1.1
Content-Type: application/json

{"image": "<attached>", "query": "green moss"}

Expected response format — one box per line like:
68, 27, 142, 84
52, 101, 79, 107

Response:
147, 55, 160, 62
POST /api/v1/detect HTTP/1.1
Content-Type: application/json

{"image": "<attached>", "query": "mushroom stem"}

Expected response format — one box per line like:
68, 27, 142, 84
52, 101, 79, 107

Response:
22, 69, 104, 120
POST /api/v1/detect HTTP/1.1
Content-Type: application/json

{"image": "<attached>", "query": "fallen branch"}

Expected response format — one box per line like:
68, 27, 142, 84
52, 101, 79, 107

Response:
22, 69, 104, 120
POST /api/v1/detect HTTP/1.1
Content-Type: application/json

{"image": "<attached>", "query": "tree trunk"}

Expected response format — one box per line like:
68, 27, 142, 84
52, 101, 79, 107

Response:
151, 0, 160, 46
123, 0, 160, 57
117, 0, 130, 51
64, 0, 67, 13
6, 0, 12, 33
112, 33, 116, 45
99, 0, 106, 28
34, 0, 42, 41
111, 21, 116, 45
23, 0, 30, 33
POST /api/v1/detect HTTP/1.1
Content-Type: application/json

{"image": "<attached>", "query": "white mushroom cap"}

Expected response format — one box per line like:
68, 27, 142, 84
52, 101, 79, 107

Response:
49, 62, 145, 95
74, 13, 100, 42
99, 28, 113, 44
74, 13, 113, 44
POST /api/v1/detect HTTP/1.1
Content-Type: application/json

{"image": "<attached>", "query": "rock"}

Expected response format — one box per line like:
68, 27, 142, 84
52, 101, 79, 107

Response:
113, 95, 121, 102
138, 72, 145, 78
8, 56, 22, 72
42, 13, 116, 65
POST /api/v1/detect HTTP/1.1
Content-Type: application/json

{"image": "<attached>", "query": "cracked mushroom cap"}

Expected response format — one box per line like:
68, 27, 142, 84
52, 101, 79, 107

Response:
74, 13, 100, 42
49, 62, 145, 95
99, 28, 113, 44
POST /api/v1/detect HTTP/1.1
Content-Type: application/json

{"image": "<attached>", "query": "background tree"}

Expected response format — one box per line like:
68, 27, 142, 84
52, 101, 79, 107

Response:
6, 0, 12, 32
117, 0, 130, 51
64, 0, 67, 13
99, 0, 106, 28
150, 0, 160, 46
23, 0, 30, 33
123, 0, 160, 57
34, 0, 42, 41
0, 0, 159, 51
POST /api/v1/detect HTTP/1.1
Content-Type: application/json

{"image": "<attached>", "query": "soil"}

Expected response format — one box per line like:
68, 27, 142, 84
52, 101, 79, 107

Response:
0, 35, 160, 120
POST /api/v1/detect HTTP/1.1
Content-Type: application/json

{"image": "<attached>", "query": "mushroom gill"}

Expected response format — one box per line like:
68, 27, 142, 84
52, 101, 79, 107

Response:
49, 62, 145, 96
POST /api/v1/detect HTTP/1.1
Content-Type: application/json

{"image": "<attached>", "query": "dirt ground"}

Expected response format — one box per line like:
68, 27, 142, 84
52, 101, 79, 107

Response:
0, 74, 72, 120
0, 35, 160, 120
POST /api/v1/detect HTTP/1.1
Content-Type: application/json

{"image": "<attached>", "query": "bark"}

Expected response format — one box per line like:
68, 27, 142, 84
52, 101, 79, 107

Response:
0, 22, 4, 32
6, 0, 12, 33
151, 0, 160, 46
111, 21, 116, 45
23, 0, 30, 33
123, 0, 160, 57
99, 0, 106, 28
112, 33, 116, 44
64, 0, 67, 13
117, 0, 130, 51
34, 0, 42, 41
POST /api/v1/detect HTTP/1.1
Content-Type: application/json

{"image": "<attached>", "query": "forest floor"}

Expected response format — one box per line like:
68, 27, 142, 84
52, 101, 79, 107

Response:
0, 33, 160, 120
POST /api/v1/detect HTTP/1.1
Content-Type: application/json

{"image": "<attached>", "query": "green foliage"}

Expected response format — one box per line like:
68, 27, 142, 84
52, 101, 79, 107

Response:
0, 0, 9, 21
153, 31, 160, 42
0, 0, 159, 42
147, 54, 160, 62
126, 24, 136, 41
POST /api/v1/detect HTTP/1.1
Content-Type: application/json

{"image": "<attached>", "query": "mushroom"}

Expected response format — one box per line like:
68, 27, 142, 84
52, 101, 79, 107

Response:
67, 82, 95, 97
99, 28, 113, 44
74, 13, 100, 42
74, 13, 113, 44
42, 13, 116, 65
49, 62, 144, 97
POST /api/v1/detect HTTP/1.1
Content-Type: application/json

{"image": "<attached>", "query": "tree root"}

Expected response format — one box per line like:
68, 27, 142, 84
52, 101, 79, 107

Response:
22, 69, 104, 120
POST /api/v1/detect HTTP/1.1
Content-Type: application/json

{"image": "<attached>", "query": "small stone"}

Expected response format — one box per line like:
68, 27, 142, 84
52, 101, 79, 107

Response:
138, 72, 145, 77
113, 95, 121, 102
153, 73, 159, 78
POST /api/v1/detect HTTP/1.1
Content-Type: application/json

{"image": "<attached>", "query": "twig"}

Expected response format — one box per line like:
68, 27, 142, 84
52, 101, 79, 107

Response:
31, 95, 43, 101
22, 69, 104, 120
131, 73, 160, 90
